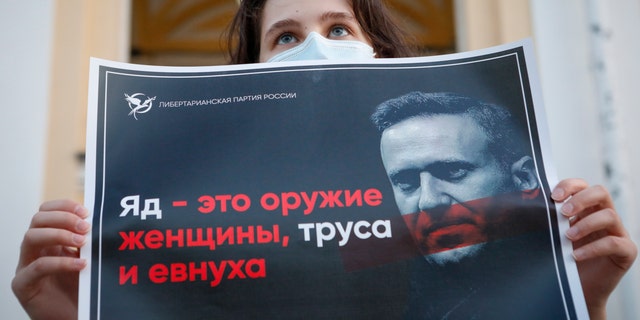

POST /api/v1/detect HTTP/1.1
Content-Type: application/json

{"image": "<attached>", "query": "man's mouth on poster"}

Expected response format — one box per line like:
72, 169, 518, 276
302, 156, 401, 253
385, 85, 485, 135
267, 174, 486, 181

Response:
404, 199, 489, 256
427, 221, 485, 251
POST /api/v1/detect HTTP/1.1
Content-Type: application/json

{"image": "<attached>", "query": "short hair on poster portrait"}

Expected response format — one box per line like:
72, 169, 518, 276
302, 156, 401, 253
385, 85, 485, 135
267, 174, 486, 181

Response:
371, 91, 532, 170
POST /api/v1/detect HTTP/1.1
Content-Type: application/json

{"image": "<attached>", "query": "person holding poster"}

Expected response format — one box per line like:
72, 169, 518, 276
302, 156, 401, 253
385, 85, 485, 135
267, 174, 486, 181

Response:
12, 0, 636, 319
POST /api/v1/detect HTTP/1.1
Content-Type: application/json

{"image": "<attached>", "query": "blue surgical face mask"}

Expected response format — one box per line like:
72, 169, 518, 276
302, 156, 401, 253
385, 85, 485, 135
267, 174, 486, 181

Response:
266, 32, 376, 62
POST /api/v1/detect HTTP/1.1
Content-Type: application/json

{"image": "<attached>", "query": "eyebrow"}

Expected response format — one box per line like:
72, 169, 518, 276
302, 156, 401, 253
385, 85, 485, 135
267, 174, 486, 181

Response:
388, 168, 419, 184
388, 160, 476, 181
263, 19, 302, 41
320, 11, 358, 23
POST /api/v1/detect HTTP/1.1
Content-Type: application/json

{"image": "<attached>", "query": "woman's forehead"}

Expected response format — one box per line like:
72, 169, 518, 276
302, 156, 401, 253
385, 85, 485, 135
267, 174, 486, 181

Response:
261, 0, 354, 27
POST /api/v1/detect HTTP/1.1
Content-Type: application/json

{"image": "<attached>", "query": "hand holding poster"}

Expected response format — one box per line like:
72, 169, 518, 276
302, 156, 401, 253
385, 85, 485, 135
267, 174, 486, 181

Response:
80, 39, 588, 319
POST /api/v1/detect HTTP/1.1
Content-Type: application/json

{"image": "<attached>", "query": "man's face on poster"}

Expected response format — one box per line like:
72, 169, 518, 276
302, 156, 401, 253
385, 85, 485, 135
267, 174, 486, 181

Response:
380, 114, 517, 266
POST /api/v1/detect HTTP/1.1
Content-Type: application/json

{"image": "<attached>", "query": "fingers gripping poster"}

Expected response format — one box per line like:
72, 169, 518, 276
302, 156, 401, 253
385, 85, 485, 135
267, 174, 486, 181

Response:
80, 40, 588, 319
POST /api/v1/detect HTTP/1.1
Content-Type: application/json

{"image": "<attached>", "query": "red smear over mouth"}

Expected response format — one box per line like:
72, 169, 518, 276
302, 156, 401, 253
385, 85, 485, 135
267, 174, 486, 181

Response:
340, 189, 547, 272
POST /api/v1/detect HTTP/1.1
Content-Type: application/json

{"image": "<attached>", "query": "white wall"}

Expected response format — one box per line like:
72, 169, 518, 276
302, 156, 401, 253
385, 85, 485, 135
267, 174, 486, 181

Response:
0, 1, 54, 319
530, 0, 640, 318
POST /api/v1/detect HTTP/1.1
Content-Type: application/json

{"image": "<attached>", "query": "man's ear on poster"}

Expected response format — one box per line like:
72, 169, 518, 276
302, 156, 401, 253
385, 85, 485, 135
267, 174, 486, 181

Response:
510, 156, 539, 191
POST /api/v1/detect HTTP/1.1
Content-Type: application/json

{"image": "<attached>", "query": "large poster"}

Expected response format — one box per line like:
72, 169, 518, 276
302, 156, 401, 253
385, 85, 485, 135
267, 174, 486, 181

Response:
80, 40, 587, 319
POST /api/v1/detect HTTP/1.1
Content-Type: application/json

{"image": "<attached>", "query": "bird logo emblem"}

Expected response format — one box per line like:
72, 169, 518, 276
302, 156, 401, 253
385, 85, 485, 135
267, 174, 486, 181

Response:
125, 93, 156, 120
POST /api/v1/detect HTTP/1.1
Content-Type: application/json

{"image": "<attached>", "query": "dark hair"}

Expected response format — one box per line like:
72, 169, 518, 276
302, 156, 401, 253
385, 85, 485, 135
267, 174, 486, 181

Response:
224, 0, 416, 64
371, 92, 530, 169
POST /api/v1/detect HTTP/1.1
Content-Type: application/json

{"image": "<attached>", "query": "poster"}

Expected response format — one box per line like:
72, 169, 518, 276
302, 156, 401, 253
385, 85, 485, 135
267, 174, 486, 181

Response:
80, 39, 587, 319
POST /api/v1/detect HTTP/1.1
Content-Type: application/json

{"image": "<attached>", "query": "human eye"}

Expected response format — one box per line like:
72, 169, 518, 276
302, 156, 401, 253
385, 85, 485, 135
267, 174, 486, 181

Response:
329, 25, 350, 38
276, 33, 298, 45
390, 170, 420, 193
430, 162, 474, 183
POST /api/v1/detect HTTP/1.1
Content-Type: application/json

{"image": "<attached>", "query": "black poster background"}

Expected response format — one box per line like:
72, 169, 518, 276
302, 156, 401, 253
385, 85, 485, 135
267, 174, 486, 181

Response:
82, 43, 581, 319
